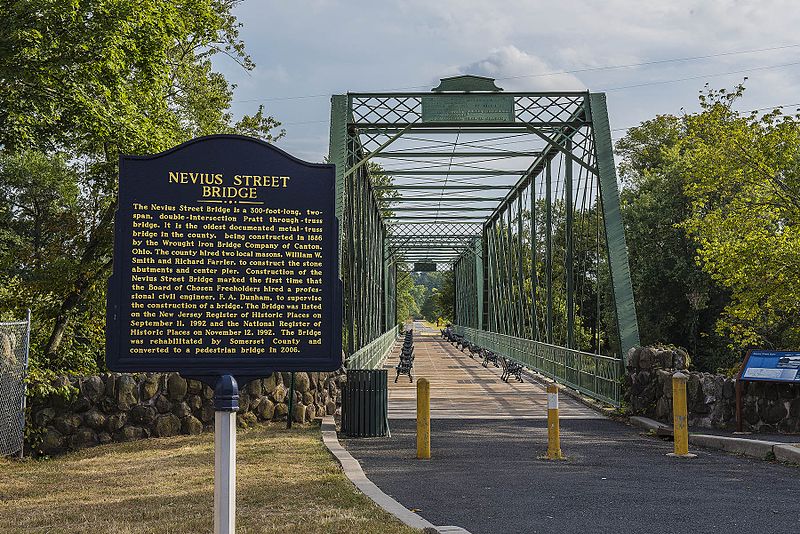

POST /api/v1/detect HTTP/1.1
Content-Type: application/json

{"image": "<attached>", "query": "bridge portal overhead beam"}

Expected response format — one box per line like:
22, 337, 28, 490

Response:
374, 151, 542, 158
383, 216, 488, 221
374, 185, 511, 190
387, 208, 495, 213
389, 196, 506, 202
386, 170, 528, 176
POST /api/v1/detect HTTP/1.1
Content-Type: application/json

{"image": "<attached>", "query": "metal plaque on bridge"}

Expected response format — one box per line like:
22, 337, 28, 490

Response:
106, 135, 341, 377
413, 262, 437, 272
421, 94, 514, 123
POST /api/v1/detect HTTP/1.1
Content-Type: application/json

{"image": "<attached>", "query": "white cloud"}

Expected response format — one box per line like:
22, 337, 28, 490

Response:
456, 46, 587, 91
218, 0, 800, 161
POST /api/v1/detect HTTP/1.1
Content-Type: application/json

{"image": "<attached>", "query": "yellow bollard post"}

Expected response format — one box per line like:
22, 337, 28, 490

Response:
546, 385, 564, 460
668, 371, 697, 458
416, 378, 430, 459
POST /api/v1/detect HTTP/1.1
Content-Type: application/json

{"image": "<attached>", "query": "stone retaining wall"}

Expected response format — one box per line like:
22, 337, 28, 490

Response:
625, 347, 800, 433
28, 370, 343, 456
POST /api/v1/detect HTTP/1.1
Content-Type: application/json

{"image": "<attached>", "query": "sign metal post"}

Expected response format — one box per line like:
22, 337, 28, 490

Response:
213, 375, 238, 534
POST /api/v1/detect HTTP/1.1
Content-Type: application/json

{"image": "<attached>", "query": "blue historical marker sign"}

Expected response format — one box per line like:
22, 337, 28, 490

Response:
741, 350, 800, 383
106, 135, 341, 378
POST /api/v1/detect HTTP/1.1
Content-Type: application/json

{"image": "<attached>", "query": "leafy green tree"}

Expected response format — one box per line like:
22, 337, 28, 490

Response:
395, 269, 421, 323
616, 116, 732, 369
682, 85, 800, 351
420, 289, 438, 322
436, 270, 454, 322
0, 1, 282, 377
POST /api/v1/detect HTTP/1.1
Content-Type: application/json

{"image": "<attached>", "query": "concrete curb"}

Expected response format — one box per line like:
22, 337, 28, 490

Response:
628, 415, 800, 464
689, 434, 777, 459
774, 443, 800, 464
629, 416, 669, 432
320, 416, 472, 534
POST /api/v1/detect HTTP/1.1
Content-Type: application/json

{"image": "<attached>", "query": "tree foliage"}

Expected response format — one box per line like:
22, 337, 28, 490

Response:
682, 85, 800, 350
616, 116, 732, 369
618, 84, 800, 368
0, 0, 283, 383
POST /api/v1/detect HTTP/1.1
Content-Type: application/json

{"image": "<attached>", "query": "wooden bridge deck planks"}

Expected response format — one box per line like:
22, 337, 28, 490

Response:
383, 327, 602, 420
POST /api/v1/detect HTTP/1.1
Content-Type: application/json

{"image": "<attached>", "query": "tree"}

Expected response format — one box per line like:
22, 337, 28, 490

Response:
436, 270, 454, 322
395, 270, 421, 323
616, 116, 732, 369
681, 84, 800, 351
0, 0, 283, 374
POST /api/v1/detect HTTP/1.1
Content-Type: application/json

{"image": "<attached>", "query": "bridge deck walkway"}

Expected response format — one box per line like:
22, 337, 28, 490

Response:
382, 322, 600, 420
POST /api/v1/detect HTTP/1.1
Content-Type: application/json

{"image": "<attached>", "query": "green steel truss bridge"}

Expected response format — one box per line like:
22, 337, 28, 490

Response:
329, 75, 639, 405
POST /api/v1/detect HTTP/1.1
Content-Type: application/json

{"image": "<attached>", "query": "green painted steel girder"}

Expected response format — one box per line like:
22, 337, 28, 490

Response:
374, 151, 541, 158
588, 93, 640, 359
383, 216, 489, 221
388, 207, 495, 212
375, 185, 511, 190
331, 81, 640, 385
351, 122, 588, 130
385, 170, 529, 176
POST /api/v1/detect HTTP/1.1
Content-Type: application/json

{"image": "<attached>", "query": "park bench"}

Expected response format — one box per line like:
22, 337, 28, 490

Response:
500, 356, 524, 382
481, 348, 499, 368
396, 349, 414, 382
466, 342, 482, 359
396, 335, 414, 382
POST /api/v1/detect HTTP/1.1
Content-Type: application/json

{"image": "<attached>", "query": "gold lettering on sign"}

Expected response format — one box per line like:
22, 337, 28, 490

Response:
127, 171, 324, 357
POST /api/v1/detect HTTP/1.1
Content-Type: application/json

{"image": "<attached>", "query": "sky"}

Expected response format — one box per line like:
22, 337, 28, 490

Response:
214, 0, 800, 163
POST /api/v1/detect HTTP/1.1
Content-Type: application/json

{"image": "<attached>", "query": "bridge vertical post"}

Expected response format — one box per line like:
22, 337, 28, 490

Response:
472, 238, 486, 330
329, 94, 350, 356
565, 139, 575, 350
479, 233, 487, 331
588, 93, 640, 360
545, 159, 553, 344
329, 94, 347, 276
530, 178, 538, 341
516, 195, 527, 338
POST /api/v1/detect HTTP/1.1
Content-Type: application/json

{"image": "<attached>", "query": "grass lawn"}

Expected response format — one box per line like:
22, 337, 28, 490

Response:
0, 423, 420, 534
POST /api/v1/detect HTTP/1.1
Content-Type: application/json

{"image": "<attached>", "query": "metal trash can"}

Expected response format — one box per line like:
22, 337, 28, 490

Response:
341, 369, 390, 437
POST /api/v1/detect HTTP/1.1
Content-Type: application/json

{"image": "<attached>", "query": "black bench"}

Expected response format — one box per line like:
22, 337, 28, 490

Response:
500, 356, 524, 382
395, 352, 414, 382
467, 342, 482, 359
482, 349, 499, 368
395, 339, 414, 382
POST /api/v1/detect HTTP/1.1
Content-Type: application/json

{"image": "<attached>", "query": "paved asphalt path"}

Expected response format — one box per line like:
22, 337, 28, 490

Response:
343, 327, 800, 534
343, 418, 800, 534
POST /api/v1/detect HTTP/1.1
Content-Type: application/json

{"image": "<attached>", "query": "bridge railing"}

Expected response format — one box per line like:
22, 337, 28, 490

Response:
345, 325, 399, 370
453, 325, 621, 406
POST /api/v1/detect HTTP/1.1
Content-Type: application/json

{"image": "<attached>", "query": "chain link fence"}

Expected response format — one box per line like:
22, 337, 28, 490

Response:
0, 311, 31, 458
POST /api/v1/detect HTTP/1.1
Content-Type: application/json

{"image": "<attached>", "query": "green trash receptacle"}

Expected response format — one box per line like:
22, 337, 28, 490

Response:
341, 369, 389, 437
